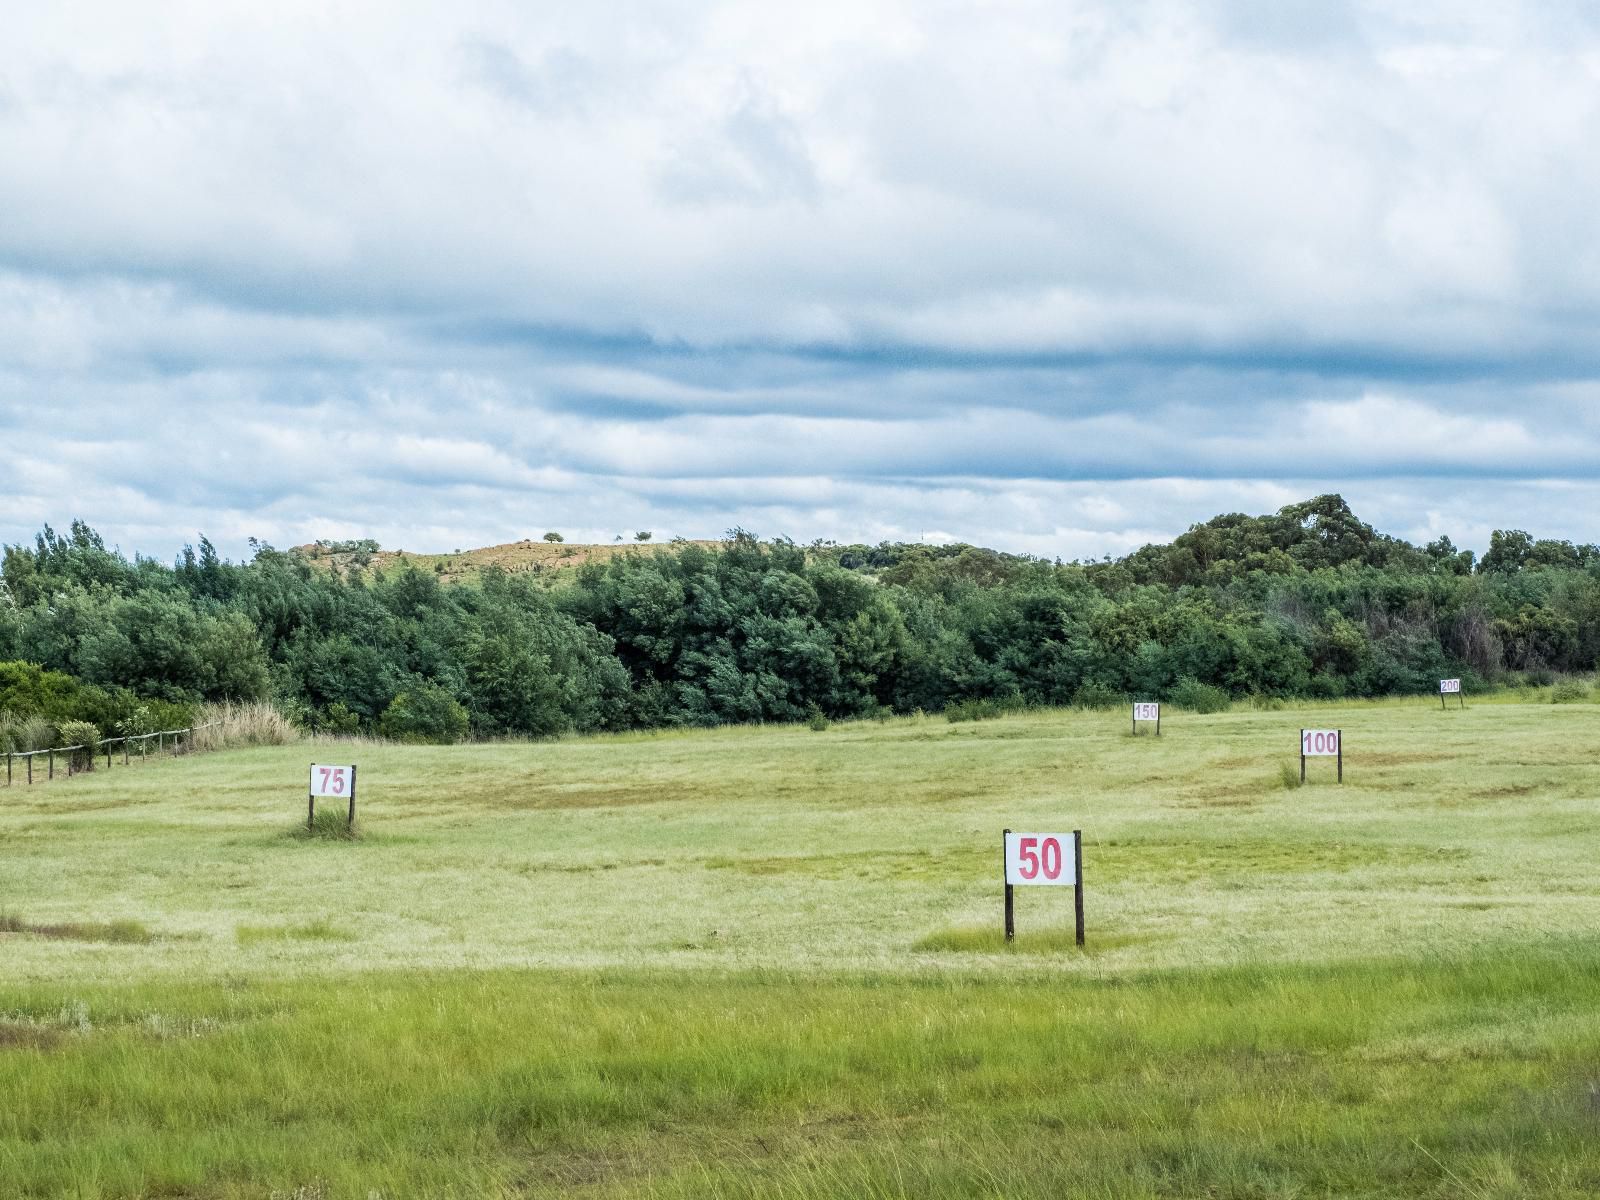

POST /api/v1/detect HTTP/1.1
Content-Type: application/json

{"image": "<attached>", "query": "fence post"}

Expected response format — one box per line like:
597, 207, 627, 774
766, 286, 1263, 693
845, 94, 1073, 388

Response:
48, 749, 54, 780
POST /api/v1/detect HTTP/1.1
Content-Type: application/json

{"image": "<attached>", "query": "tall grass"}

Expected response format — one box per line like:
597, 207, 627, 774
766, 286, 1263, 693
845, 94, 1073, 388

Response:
2, 949, 1599, 1197
0, 713, 56, 753
194, 700, 300, 749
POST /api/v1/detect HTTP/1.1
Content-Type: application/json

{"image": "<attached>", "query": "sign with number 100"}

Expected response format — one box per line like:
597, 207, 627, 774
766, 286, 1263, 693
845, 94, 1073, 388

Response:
309, 764, 354, 797
1301, 729, 1339, 757
1004, 832, 1078, 886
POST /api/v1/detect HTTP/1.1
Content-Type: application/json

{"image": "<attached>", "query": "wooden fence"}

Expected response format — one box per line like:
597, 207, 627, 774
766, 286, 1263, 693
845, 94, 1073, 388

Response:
3, 721, 221, 787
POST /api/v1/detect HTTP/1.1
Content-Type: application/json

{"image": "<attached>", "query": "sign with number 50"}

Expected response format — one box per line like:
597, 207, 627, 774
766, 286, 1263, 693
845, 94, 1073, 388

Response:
1004, 832, 1078, 885
1001, 828, 1085, 947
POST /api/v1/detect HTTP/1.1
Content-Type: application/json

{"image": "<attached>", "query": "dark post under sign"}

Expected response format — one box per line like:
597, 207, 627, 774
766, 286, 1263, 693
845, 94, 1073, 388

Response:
1073, 829, 1085, 947
1003, 827, 1015, 943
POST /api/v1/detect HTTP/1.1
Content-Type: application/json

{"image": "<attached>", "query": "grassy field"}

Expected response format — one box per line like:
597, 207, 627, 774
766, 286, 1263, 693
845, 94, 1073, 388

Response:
3, 697, 1599, 1197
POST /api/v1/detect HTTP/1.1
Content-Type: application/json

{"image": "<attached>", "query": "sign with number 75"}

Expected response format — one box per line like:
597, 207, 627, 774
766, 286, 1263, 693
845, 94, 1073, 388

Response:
307, 762, 359, 830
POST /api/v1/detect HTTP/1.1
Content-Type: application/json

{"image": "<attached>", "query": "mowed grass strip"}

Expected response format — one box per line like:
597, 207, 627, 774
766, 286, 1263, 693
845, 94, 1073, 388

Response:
2, 947, 1599, 1199
5, 699, 1600, 981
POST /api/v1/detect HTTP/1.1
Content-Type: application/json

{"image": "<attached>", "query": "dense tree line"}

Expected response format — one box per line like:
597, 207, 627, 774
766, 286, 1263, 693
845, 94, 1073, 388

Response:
2, 496, 1598, 744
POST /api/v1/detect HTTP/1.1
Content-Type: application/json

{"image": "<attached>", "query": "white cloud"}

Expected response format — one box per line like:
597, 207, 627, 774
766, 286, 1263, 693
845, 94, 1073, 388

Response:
3, 3, 1600, 560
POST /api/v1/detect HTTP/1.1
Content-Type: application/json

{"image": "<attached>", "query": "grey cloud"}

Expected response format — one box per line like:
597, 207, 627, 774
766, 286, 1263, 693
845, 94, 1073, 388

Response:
657, 86, 820, 206
5, 3, 1600, 563
459, 37, 599, 116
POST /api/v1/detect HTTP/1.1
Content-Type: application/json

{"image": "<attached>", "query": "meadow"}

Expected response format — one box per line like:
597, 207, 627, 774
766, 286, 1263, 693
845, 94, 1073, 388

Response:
2, 695, 1599, 1197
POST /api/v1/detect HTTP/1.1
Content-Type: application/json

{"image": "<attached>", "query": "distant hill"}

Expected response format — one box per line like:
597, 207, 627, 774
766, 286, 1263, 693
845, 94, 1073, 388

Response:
292, 538, 722, 583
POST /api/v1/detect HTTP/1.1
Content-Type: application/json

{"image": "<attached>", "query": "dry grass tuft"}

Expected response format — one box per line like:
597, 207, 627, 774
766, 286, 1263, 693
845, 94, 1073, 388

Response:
195, 701, 301, 749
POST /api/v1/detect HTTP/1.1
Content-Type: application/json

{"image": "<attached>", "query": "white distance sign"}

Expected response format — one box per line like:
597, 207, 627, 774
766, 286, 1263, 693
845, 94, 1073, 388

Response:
1301, 729, 1340, 757
1132, 702, 1160, 722
1440, 678, 1461, 694
309, 763, 355, 797
1004, 831, 1078, 886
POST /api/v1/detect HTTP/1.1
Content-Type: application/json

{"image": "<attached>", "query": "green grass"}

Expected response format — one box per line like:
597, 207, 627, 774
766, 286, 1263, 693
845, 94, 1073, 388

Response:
3, 698, 1600, 1196
234, 917, 356, 946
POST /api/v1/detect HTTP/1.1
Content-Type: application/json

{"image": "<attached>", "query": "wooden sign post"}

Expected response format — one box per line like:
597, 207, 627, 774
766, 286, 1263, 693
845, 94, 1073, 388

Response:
1439, 678, 1464, 709
1299, 729, 1342, 783
308, 763, 358, 829
1132, 702, 1161, 736
1002, 829, 1084, 946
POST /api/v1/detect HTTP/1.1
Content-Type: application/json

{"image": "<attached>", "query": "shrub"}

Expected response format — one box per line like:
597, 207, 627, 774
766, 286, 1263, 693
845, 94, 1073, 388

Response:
378, 683, 470, 744
1551, 681, 1589, 704
1072, 682, 1124, 711
55, 720, 101, 771
1278, 761, 1303, 789
945, 699, 986, 723
805, 704, 831, 732
1169, 677, 1230, 714
115, 704, 157, 739
1251, 694, 1285, 711
946, 697, 1021, 723
321, 702, 363, 736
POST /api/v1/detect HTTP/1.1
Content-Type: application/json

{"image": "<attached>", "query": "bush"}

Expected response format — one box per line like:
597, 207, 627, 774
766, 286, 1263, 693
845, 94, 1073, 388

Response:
115, 704, 157, 739
945, 697, 1024, 723
1072, 682, 1124, 711
378, 683, 470, 744
1169, 677, 1231, 714
55, 719, 101, 771
805, 704, 831, 732
320, 702, 363, 736
1550, 681, 1589, 704
1278, 761, 1303, 790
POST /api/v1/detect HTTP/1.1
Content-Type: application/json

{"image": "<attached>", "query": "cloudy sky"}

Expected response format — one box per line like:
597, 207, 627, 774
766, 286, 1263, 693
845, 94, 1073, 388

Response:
5, 1, 1600, 562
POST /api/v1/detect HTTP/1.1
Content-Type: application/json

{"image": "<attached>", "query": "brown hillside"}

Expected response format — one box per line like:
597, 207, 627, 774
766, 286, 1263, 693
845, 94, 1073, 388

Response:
293, 538, 720, 584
